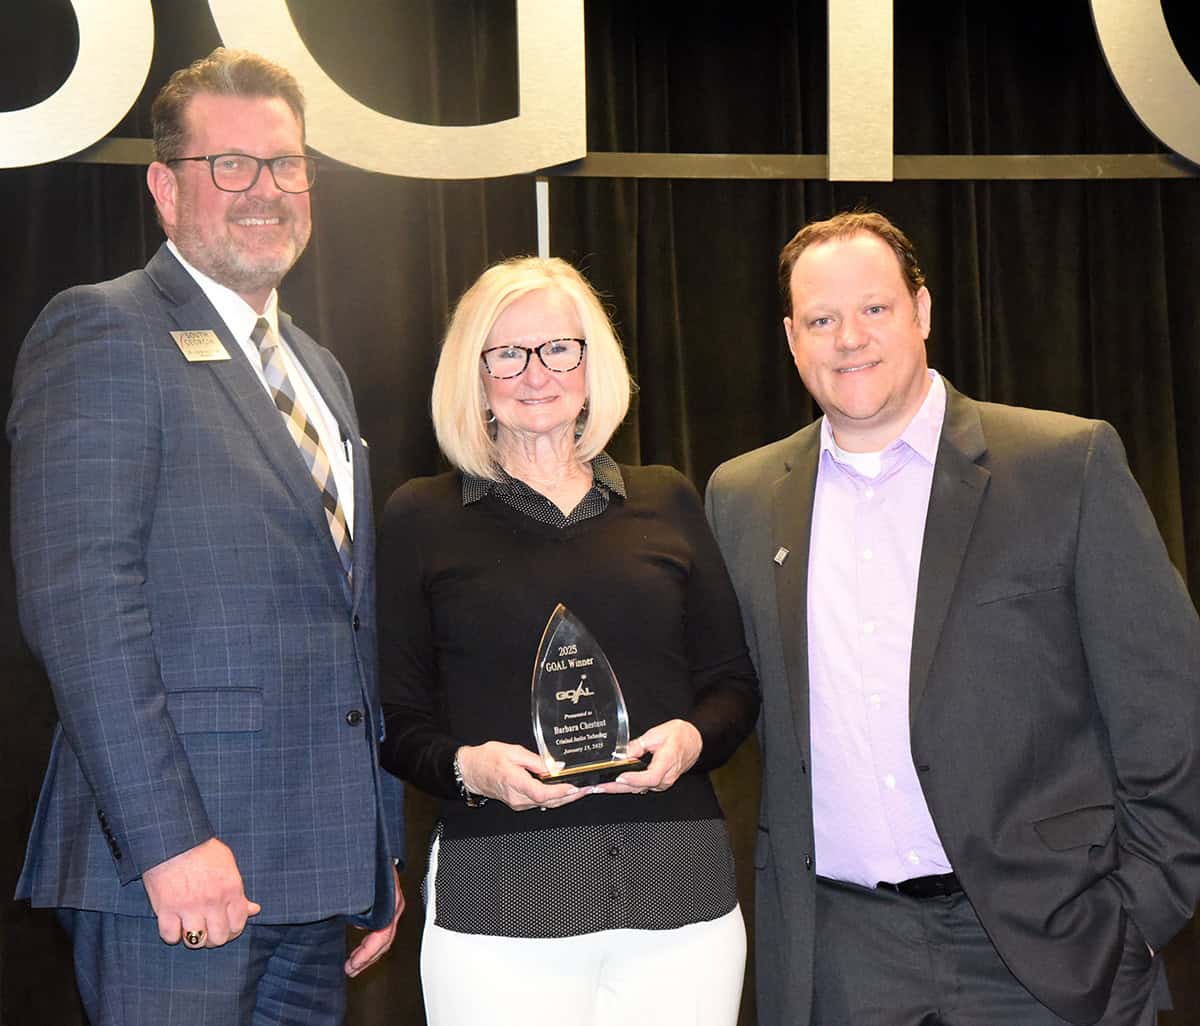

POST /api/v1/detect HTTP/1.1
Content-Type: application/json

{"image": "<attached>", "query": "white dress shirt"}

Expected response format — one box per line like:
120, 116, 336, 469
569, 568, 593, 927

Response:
166, 241, 354, 534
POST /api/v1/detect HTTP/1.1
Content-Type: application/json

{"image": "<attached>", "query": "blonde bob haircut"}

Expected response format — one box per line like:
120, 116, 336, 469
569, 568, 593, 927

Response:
432, 256, 632, 480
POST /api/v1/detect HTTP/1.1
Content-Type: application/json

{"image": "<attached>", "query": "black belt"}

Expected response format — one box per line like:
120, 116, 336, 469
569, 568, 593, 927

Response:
876, 872, 962, 899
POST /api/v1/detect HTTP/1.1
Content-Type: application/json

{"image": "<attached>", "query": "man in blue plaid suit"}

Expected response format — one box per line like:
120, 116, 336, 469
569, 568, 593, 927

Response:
8, 49, 404, 1025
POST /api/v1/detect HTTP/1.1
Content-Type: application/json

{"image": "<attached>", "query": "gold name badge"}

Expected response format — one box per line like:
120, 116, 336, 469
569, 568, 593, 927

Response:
170, 329, 231, 362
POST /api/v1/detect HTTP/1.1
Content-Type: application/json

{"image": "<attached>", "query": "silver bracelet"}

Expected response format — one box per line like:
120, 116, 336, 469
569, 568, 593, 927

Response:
452, 750, 488, 807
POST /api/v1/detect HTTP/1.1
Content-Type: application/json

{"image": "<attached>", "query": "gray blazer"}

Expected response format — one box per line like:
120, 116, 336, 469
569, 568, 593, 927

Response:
705, 382, 1200, 1026
10, 244, 403, 929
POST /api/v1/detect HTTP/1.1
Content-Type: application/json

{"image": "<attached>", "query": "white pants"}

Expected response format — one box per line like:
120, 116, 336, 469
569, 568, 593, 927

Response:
420, 834, 746, 1026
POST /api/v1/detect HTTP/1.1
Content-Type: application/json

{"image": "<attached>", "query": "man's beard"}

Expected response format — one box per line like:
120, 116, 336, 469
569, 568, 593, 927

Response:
173, 196, 310, 297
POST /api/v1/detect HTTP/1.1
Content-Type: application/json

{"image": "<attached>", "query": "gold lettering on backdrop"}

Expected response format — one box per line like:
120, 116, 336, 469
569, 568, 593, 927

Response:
0, 2, 1197, 176
1090, 0, 1200, 167
0, 1, 153, 168
827, 0, 894, 181
205, 0, 586, 179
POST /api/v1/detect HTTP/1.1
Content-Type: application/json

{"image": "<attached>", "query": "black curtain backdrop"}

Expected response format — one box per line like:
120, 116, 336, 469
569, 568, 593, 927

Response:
3, 2, 1199, 1023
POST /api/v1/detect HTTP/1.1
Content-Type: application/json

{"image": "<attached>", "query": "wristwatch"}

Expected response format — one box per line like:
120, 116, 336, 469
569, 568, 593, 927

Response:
452, 749, 488, 807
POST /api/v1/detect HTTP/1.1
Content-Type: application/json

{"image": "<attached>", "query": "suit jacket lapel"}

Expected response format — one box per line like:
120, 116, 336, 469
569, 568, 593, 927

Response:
773, 424, 821, 755
909, 384, 990, 722
145, 246, 348, 594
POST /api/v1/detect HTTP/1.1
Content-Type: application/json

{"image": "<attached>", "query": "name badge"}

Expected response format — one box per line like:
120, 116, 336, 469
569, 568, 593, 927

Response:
170, 329, 231, 362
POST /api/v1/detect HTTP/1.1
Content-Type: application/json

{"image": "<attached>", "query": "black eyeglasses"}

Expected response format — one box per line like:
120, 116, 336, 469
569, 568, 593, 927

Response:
167, 153, 318, 194
481, 338, 586, 379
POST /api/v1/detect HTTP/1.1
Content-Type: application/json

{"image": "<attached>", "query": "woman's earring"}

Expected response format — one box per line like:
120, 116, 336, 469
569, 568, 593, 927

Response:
485, 408, 497, 424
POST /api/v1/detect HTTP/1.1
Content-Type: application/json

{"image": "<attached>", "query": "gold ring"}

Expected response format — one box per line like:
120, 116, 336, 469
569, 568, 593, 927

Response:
184, 929, 205, 947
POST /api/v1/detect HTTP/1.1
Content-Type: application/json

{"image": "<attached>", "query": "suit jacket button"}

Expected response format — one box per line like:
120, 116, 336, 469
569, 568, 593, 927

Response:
804, 854, 813, 871
345, 709, 364, 726
352, 614, 361, 631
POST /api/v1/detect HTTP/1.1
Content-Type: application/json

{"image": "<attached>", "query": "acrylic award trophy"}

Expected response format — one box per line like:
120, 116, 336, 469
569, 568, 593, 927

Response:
531, 603, 648, 786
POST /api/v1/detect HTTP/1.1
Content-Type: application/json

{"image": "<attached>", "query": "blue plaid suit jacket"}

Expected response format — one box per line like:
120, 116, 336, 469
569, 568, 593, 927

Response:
9, 244, 404, 929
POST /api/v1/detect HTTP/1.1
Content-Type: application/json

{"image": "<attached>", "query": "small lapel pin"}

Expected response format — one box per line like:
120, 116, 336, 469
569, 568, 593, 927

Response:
773, 547, 789, 566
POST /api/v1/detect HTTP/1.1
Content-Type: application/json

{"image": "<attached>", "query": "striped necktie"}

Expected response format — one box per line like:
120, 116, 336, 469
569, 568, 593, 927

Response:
251, 317, 353, 580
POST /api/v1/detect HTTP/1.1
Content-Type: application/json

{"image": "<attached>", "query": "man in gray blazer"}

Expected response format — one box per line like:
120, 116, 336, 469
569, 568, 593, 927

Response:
705, 210, 1200, 1026
9, 49, 403, 1025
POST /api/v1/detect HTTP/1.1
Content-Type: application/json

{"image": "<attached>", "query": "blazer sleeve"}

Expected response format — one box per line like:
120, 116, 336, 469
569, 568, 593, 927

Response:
1075, 421, 1200, 951
8, 286, 214, 883
663, 468, 760, 772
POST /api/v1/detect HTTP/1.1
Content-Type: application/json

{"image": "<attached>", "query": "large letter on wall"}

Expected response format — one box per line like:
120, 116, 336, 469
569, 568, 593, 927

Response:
0, 1, 154, 168
828, 0, 893, 181
208, 0, 585, 179
1092, 0, 1200, 166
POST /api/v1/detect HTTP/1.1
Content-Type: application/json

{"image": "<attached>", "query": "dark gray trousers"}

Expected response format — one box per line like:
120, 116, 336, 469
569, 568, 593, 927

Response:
813, 877, 1168, 1026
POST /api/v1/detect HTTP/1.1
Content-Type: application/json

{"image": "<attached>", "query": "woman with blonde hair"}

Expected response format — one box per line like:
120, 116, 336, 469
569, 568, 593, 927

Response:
379, 256, 758, 1025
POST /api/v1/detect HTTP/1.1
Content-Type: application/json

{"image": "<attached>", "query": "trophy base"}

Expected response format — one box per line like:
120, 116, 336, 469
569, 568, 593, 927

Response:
537, 755, 650, 788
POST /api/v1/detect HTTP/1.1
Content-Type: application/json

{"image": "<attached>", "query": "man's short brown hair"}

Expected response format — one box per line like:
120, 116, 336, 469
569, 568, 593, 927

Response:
150, 48, 306, 163
778, 210, 926, 318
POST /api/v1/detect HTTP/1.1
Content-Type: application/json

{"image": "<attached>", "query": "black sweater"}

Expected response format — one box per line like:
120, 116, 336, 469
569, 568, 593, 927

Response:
378, 464, 759, 842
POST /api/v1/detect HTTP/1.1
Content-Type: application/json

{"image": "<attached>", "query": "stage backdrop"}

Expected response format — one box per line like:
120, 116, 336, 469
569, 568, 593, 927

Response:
2, 2, 1199, 1024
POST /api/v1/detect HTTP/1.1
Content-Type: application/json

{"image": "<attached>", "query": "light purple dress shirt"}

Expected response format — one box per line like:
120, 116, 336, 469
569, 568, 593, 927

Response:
808, 371, 954, 887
